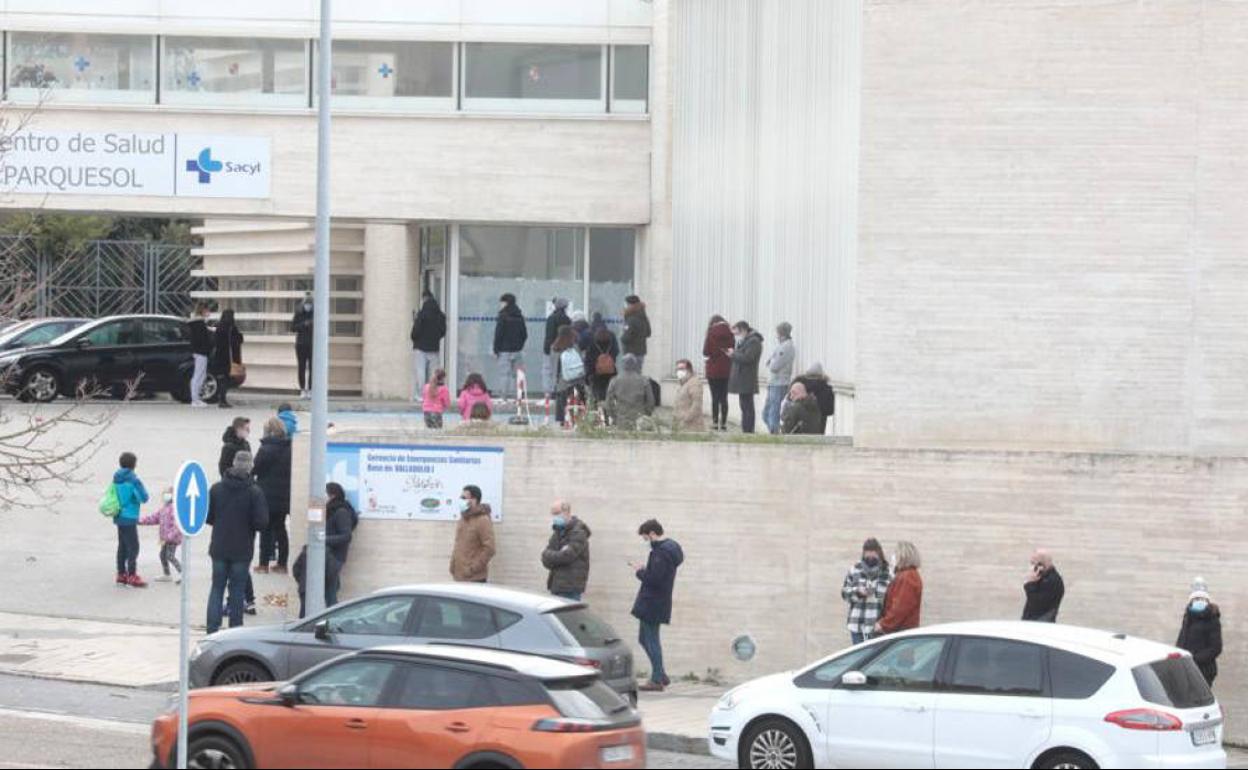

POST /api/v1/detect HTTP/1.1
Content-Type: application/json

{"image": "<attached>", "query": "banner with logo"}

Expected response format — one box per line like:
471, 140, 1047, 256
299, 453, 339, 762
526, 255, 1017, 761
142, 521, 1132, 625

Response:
0, 130, 270, 198
329, 443, 505, 522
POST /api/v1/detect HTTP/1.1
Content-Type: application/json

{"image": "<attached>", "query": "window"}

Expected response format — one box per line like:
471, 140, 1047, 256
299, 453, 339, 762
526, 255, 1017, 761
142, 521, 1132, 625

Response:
324, 40, 454, 111
162, 37, 306, 107
1133, 656, 1215, 709
415, 598, 496, 640
859, 637, 946, 691
298, 658, 397, 708
551, 608, 620, 648
1050, 649, 1115, 700
589, 228, 636, 324
18, 322, 80, 347
797, 645, 882, 688
950, 638, 1044, 696
495, 609, 523, 633
394, 664, 494, 710
82, 321, 127, 347
8, 32, 155, 104
324, 596, 414, 636
464, 43, 604, 113
611, 45, 648, 114
490, 675, 546, 707
546, 678, 629, 720
139, 320, 187, 344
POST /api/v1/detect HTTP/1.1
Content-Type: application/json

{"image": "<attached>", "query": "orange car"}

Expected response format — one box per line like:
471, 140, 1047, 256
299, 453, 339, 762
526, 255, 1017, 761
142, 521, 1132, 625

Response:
151, 645, 645, 769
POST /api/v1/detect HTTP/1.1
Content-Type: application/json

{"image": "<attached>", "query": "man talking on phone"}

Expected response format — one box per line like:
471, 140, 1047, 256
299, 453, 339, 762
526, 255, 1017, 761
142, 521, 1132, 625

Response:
1022, 548, 1065, 622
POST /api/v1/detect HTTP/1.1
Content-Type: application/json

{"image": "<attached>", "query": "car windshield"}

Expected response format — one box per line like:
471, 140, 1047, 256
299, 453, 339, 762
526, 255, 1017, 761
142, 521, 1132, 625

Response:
1133, 656, 1215, 709
549, 607, 621, 648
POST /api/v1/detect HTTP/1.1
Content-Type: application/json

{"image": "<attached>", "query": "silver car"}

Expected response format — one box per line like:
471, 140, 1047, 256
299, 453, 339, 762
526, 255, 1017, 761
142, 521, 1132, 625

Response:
189, 583, 638, 703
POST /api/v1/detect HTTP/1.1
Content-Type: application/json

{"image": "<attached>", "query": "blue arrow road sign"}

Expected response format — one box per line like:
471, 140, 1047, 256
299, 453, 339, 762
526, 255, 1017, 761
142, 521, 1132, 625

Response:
175, 461, 210, 537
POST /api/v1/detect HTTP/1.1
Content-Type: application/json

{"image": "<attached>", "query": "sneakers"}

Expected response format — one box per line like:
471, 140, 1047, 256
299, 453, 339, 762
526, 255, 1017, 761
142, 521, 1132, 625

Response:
190, 401, 207, 409
126, 574, 149, 588
115, 572, 128, 586
245, 602, 257, 616
271, 565, 288, 575
253, 565, 270, 574
154, 575, 173, 583
638, 681, 666, 692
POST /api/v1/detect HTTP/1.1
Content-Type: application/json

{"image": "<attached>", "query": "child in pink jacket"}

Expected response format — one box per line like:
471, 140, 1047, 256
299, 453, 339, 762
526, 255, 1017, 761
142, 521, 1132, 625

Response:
422, 369, 452, 429
458, 373, 493, 422
139, 486, 182, 583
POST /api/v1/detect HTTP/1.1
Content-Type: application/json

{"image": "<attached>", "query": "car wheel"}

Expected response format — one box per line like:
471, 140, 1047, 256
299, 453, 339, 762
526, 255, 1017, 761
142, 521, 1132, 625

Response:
1037, 751, 1098, 770
200, 376, 219, 404
740, 718, 811, 770
187, 734, 247, 770
212, 660, 272, 686
21, 367, 60, 403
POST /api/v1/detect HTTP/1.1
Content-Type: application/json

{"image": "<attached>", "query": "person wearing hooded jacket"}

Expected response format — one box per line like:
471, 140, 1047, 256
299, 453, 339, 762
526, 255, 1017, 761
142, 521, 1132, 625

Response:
410, 291, 447, 402
541, 500, 591, 601
291, 292, 313, 399
1177, 578, 1222, 686
205, 451, 269, 634
493, 293, 528, 400
727, 321, 764, 434
620, 295, 651, 369
605, 354, 655, 430
112, 452, 151, 588
630, 519, 684, 692
793, 363, 835, 435
703, 315, 734, 431
209, 308, 243, 409
253, 418, 292, 574
451, 485, 496, 583
764, 322, 797, 434
542, 297, 572, 398
323, 482, 357, 606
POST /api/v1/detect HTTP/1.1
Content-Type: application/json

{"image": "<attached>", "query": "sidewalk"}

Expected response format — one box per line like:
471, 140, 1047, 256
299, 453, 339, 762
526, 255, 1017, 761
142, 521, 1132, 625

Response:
0, 612, 719, 752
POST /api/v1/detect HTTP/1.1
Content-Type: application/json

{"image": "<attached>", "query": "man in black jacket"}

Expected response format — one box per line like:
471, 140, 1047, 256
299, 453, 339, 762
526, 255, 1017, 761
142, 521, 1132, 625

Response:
291, 292, 313, 399
493, 293, 528, 400
410, 291, 447, 401
188, 303, 213, 407
1022, 549, 1065, 622
541, 297, 571, 398
206, 452, 269, 633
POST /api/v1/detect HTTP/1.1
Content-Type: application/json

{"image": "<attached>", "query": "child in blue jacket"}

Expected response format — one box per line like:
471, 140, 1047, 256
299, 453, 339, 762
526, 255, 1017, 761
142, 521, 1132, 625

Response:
113, 452, 150, 588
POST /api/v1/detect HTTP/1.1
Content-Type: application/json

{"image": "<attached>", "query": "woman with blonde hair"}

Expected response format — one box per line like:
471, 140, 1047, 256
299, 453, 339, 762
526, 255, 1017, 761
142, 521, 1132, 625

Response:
875, 541, 923, 635
253, 417, 292, 574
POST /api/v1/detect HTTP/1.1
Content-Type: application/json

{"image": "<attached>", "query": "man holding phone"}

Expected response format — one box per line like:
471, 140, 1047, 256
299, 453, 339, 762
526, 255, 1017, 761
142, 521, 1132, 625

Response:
1022, 548, 1065, 622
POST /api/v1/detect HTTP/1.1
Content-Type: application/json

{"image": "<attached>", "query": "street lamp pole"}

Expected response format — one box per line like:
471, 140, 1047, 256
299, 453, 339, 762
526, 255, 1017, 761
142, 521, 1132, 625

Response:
306, 0, 332, 617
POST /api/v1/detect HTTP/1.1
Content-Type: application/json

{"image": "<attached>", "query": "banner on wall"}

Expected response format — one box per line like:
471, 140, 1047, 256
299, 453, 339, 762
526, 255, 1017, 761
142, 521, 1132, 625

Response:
327, 442, 504, 522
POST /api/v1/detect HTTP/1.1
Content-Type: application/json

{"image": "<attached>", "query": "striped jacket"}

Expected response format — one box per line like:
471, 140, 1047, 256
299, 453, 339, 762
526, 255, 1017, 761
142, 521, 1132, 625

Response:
840, 562, 892, 636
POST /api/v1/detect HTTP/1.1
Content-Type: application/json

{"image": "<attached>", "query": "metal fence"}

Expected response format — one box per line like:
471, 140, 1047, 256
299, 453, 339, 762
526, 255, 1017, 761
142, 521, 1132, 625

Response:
0, 235, 213, 320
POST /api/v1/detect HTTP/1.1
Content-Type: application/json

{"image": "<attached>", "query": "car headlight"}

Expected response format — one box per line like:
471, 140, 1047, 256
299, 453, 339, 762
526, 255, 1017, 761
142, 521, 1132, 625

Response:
716, 688, 744, 711
189, 640, 215, 663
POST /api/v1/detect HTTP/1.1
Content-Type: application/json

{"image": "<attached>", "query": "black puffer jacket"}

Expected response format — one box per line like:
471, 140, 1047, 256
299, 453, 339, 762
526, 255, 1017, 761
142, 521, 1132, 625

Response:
291, 306, 313, 349
206, 470, 269, 562
541, 517, 591, 595
544, 306, 571, 355
253, 435, 292, 516
1177, 604, 1223, 685
411, 298, 447, 353
325, 497, 359, 566
188, 318, 213, 356
494, 302, 528, 355
218, 428, 251, 478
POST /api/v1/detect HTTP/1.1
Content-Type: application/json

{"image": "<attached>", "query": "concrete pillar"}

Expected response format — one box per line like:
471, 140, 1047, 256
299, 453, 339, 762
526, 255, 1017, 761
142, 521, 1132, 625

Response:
645, 0, 676, 386
362, 221, 417, 400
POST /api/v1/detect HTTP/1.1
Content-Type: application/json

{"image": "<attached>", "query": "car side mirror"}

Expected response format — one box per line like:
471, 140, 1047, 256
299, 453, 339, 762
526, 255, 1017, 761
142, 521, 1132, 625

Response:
841, 671, 868, 688
277, 684, 300, 707
313, 620, 331, 641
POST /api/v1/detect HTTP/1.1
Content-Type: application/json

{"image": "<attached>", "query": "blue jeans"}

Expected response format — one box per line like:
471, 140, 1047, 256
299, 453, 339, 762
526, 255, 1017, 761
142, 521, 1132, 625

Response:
764, 384, 787, 434
207, 559, 250, 634
638, 621, 666, 684
851, 632, 865, 646
553, 591, 583, 602
115, 524, 139, 575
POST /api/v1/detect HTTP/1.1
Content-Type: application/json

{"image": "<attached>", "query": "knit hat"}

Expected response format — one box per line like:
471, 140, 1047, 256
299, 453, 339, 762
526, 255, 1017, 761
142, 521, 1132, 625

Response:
554, 297, 569, 310
620, 353, 642, 373
1189, 577, 1211, 603
232, 451, 254, 474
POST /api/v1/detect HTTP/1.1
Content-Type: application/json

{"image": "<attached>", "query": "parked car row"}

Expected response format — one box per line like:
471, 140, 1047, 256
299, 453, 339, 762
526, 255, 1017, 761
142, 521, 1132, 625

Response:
0, 314, 216, 404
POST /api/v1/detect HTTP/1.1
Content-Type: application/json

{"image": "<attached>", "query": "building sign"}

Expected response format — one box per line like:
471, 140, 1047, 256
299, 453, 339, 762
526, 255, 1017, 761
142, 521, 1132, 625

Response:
0, 130, 270, 198
327, 442, 505, 522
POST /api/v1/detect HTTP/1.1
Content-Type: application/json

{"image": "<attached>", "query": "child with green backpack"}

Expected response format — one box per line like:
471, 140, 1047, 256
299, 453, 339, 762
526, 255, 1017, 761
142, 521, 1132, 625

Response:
104, 452, 150, 588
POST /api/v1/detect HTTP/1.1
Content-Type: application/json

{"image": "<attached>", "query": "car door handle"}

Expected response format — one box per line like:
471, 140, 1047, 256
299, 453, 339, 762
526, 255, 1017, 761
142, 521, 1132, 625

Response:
445, 721, 472, 734
345, 719, 368, 730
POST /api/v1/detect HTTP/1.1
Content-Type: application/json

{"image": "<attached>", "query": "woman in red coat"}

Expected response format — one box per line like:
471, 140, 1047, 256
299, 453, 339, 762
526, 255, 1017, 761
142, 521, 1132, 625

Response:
702, 315, 734, 431
877, 541, 923, 635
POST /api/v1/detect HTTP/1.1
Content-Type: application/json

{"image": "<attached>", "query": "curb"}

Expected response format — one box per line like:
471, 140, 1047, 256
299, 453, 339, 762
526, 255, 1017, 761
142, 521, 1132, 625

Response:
647, 731, 709, 756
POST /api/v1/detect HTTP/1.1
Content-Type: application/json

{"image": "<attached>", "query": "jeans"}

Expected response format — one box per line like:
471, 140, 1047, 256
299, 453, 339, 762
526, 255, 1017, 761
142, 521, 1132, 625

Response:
496, 352, 524, 399
851, 631, 865, 646
259, 514, 289, 567
739, 394, 757, 434
541, 355, 556, 397
413, 350, 440, 400
553, 591, 583, 602
190, 354, 208, 405
764, 384, 787, 434
207, 559, 250, 633
638, 621, 666, 685
296, 345, 312, 391
115, 525, 139, 575
159, 542, 182, 576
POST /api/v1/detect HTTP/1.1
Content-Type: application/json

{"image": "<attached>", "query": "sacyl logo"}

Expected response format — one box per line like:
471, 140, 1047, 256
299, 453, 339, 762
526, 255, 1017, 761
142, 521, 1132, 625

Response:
185, 148, 222, 184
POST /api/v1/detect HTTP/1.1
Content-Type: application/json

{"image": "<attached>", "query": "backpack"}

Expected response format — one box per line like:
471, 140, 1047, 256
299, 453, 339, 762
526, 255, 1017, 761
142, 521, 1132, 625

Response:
99, 484, 121, 519
560, 348, 586, 381
595, 352, 616, 377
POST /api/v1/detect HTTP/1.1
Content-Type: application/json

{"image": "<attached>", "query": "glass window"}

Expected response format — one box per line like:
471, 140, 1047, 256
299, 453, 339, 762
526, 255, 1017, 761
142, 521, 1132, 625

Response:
139, 319, 187, 344
1049, 649, 1115, 700
17, 321, 80, 347
394, 664, 494, 710
464, 43, 604, 113
82, 320, 128, 347
162, 37, 307, 107
546, 678, 628, 720
1133, 656, 1215, 709
298, 658, 397, 707
611, 45, 648, 114
490, 675, 546, 707
797, 645, 882, 688
495, 609, 523, 633
950, 638, 1044, 696
324, 596, 414, 636
859, 637, 946, 691
7, 32, 155, 104
551, 608, 621, 649
415, 598, 497, 641
323, 40, 454, 111
589, 228, 635, 328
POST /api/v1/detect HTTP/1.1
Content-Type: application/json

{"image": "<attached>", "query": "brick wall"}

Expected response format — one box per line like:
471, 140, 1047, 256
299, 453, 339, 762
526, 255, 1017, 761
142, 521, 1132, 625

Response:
291, 432, 1248, 741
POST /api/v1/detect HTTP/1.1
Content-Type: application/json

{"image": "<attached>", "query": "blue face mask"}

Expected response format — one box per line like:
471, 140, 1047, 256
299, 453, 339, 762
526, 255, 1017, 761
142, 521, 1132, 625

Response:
552, 515, 567, 530
1191, 600, 1209, 614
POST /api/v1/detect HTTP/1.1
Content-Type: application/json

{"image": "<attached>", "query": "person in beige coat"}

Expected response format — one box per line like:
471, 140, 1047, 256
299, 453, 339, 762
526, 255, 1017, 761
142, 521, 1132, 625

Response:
450, 485, 496, 583
672, 359, 705, 432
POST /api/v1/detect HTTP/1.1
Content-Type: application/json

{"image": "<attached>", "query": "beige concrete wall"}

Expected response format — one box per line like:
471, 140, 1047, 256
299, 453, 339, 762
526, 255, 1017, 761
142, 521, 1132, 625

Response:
857, 0, 1248, 455
289, 431, 1248, 740
361, 222, 420, 401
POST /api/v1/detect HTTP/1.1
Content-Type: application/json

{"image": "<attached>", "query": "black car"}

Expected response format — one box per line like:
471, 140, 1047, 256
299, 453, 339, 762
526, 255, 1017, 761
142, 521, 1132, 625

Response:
0, 318, 89, 352
0, 314, 216, 403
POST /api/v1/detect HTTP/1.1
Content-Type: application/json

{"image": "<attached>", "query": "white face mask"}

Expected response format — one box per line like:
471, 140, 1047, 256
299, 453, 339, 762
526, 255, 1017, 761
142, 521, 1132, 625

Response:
677, 369, 690, 381
163, 493, 173, 503
459, 499, 472, 514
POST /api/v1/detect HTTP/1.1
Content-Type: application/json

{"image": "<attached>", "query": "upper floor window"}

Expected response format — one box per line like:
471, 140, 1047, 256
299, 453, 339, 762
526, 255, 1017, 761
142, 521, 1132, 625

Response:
610, 45, 648, 114
322, 40, 455, 112
161, 36, 306, 107
463, 43, 604, 113
7, 32, 155, 104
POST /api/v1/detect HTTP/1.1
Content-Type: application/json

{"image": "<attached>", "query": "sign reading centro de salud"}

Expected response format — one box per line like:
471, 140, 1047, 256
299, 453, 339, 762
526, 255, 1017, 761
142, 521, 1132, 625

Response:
0, 130, 271, 198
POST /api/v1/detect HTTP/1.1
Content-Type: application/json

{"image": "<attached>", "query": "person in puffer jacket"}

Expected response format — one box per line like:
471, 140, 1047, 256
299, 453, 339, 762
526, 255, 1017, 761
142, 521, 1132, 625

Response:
139, 486, 182, 583
541, 500, 591, 601
113, 452, 151, 588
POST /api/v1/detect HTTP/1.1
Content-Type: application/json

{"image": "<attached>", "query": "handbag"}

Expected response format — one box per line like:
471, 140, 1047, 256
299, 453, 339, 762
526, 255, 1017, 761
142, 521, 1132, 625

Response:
229, 361, 247, 386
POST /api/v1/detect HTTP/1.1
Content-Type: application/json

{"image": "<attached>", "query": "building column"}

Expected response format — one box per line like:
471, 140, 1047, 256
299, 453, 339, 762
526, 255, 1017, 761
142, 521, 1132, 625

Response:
362, 221, 417, 400
646, 0, 677, 389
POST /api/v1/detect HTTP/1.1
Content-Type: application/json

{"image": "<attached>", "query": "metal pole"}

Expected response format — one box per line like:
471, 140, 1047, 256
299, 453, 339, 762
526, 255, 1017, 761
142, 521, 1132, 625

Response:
177, 538, 190, 770
306, 0, 332, 617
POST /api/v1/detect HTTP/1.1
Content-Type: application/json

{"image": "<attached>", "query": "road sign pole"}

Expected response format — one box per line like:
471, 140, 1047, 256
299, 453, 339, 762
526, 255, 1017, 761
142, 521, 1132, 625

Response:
172, 461, 208, 770
177, 536, 190, 770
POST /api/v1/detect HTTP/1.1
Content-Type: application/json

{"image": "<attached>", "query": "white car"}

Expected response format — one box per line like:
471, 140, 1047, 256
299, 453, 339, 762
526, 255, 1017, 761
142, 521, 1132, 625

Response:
709, 621, 1225, 769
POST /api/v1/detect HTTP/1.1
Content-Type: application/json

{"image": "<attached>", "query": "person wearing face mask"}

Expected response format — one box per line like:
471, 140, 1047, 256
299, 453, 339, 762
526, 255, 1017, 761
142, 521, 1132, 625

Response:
840, 538, 892, 645
629, 519, 684, 692
541, 499, 591, 601
139, 486, 183, 583
763, 322, 796, 434
726, 321, 764, 433
1176, 578, 1222, 686
672, 359, 705, 432
1022, 548, 1064, 622
291, 291, 314, 399
450, 485, 496, 583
